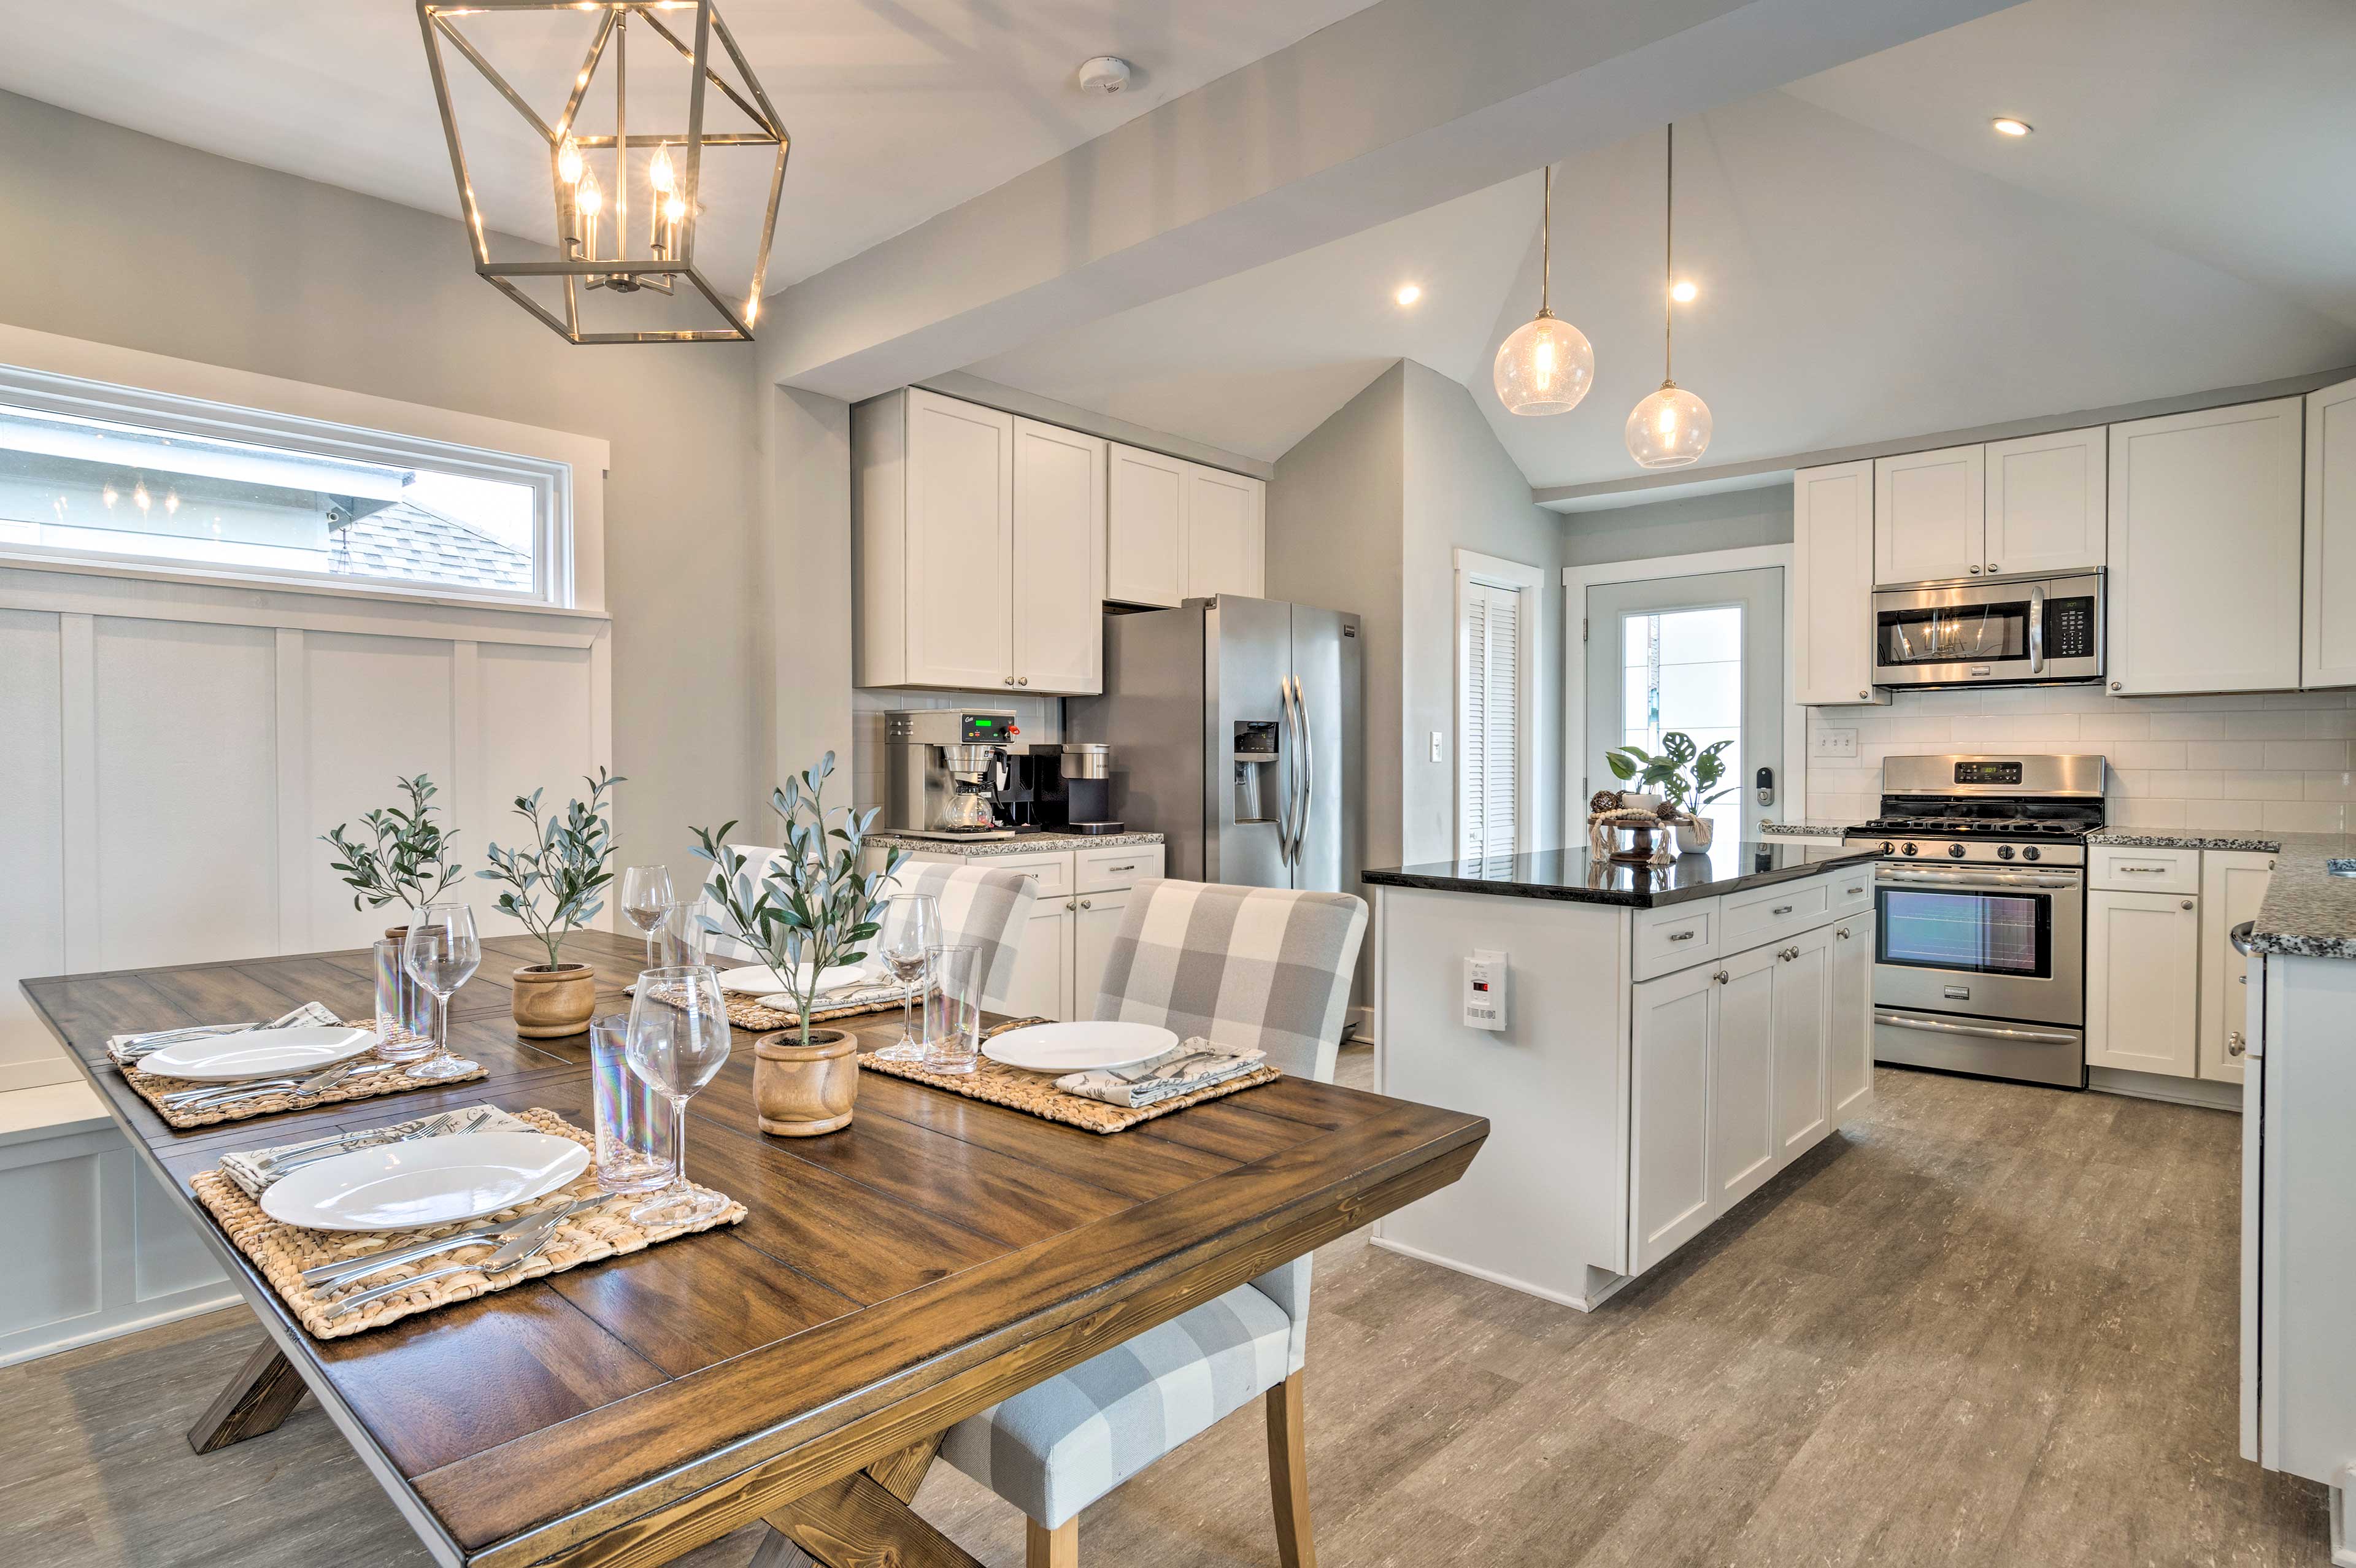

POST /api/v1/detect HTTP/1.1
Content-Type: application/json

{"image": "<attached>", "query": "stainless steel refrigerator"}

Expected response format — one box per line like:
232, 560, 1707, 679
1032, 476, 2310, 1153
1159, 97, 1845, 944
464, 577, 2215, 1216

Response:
1067, 596, 1362, 901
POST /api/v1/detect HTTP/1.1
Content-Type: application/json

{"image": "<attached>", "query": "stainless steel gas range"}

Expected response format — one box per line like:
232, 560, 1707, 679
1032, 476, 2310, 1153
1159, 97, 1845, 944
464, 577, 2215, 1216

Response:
1839, 753, 2109, 1089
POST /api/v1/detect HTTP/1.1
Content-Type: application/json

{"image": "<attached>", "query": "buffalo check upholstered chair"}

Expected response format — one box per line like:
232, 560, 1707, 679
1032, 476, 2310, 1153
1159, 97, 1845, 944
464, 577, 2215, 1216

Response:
939, 879, 1369, 1568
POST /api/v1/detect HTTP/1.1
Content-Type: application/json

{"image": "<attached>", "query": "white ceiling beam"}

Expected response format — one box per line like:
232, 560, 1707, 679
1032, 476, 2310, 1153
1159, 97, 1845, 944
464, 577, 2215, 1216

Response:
756, 0, 2014, 402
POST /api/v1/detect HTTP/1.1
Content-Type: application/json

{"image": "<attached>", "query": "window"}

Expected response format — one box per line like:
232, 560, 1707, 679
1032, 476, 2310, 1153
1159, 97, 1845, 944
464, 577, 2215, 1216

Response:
1620, 604, 1743, 848
1456, 550, 1542, 866
0, 364, 572, 604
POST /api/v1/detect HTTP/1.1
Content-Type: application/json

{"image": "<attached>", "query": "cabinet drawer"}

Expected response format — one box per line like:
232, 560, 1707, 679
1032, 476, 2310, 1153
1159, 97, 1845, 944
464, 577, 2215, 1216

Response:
2091, 845, 2201, 894
1827, 866, 1877, 923
1634, 900, 1719, 980
977, 851, 1073, 897
1076, 843, 1163, 893
1722, 879, 1831, 948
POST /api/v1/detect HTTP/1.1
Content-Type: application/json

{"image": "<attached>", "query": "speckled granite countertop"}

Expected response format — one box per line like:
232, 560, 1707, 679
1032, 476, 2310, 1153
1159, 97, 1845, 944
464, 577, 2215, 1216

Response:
866, 829, 1165, 857
1759, 822, 1856, 840
2087, 829, 2356, 960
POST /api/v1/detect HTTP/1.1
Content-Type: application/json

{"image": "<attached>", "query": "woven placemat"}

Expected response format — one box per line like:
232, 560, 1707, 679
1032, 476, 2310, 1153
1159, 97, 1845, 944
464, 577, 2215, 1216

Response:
644, 980, 906, 1033
124, 1026, 488, 1129
856, 1036, 1281, 1134
192, 1107, 745, 1339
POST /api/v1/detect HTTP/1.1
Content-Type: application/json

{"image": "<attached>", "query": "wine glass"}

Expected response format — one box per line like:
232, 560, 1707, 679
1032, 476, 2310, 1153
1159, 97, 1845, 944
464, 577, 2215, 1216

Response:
652, 899, 708, 970
871, 894, 939, 1063
619, 866, 674, 967
623, 966, 733, 1227
402, 904, 483, 1082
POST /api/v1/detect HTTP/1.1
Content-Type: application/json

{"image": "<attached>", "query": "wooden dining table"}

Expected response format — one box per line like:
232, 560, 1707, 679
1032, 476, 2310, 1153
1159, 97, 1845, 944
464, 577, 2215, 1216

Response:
21, 927, 1486, 1568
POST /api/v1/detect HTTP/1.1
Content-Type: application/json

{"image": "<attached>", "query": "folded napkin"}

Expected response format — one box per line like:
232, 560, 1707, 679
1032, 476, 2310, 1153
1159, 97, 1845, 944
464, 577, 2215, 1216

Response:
218, 1104, 533, 1199
109, 1002, 342, 1067
755, 980, 906, 1013
1056, 1038, 1267, 1109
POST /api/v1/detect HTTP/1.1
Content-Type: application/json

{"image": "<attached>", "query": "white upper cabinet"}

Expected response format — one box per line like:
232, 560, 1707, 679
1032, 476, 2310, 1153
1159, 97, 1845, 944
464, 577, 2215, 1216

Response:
1874, 444, 1986, 585
1984, 426, 2107, 577
2108, 397, 2303, 696
2304, 375, 2356, 690
1793, 459, 1886, 705
1011, 418, 1106, 696
855, 390, 1106, 694
1107, 443, 1265, 607
1185, 464, 1266, 601
1106, 444, 1189, 607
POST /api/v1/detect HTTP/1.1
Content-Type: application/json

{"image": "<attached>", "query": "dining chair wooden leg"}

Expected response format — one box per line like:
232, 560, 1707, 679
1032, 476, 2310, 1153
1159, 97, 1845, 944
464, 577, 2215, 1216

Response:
187, 1342, 308, 1455
1025, 1517, 1077, 1568
1265, 1370, 1316, 1568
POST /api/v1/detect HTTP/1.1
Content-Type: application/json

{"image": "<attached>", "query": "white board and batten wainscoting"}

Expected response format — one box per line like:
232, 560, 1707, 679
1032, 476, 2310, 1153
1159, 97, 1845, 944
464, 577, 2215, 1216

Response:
0, 323, 612, 1364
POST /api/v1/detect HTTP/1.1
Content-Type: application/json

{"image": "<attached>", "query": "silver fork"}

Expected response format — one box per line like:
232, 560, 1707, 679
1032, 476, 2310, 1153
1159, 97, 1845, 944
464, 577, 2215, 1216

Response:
254, 1109, 468, 1173
161, 1058, 393, 1109
264, 1109, 491, 1178
323, 1208, 568, 1320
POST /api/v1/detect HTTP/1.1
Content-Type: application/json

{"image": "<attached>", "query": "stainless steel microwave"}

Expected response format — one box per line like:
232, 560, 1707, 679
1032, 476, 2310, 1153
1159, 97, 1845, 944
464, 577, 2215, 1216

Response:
1871, 569, 2104, 690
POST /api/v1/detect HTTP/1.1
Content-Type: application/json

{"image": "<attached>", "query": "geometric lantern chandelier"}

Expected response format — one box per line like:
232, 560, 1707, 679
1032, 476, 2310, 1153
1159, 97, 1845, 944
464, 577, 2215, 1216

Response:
417, 1, 788, 344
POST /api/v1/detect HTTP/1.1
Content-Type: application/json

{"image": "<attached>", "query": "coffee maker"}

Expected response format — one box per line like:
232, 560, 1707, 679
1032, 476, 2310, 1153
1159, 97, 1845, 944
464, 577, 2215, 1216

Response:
989, 743, 1122, 835
882, 709, 1020, 839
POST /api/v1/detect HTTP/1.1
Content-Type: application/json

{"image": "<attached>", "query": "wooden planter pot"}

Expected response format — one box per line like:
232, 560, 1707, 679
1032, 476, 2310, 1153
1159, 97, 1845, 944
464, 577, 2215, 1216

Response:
510, 963, 597, 1038
754, 1028, 858, 1137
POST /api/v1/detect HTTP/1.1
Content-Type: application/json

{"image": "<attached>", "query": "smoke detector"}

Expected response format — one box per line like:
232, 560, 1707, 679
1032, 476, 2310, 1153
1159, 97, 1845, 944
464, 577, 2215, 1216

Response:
1076, 56, 1133, 95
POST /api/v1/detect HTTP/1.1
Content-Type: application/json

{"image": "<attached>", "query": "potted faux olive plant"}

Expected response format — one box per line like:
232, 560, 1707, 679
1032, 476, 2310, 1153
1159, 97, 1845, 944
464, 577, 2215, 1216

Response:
320, 774, 464, 940
477, 768, 624, 1037
692, 752, 906, 1137
1606, 732, 1737, 854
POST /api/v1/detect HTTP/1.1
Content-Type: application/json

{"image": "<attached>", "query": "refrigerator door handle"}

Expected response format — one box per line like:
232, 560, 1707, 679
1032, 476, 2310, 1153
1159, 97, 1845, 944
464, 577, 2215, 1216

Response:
1276, 676, 1299, 866
1295, 675, 1316, 872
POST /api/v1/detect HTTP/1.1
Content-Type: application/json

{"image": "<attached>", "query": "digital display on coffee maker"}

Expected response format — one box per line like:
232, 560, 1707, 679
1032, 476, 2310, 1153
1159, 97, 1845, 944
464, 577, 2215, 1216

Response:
961, 713, 1015, 742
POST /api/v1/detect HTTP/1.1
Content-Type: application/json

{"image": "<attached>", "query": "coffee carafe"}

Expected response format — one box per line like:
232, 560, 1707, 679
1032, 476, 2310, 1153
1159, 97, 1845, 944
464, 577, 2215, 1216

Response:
938, 745, 1007, 832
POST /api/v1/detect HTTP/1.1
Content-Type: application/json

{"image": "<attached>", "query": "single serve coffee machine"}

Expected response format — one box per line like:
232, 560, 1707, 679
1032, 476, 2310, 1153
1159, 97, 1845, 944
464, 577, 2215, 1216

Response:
882, 708, 1020, 839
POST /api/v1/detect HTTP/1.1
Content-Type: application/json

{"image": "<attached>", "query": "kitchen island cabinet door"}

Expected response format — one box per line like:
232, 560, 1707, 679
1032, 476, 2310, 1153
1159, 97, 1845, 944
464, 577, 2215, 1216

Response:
1773, 926, 1833, 1160
1828, 912, 1875, 1117
2199, 851, 2273, 1085
1630, 963, 1718, 1274
2087, 888, 2200, 1077
1711, 945, 1781, 1213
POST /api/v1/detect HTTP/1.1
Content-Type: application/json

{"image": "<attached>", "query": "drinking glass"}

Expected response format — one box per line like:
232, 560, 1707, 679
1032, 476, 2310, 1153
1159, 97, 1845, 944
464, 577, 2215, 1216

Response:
924, 943, 982, 1077
651, 899, 708, 970
402, 904, 483, 1082
624, 966, 733, 1227
588, 1014, 674, 1194
371, 938, 437, 1063
618, 866, 674, 967
872, 894, 939, 1063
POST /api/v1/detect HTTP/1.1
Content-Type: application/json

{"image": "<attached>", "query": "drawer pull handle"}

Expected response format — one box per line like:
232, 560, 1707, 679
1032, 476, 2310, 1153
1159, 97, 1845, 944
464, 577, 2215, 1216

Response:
1667, 930, 1696, 943
1844, 886, 1864, 896
1106, 863, 1137, 873
1771, 904, 1794, 917
2119, 866, 2169, 875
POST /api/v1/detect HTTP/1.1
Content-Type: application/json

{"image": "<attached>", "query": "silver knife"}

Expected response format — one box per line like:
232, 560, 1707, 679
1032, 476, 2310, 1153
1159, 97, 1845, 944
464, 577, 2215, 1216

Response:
302, 1194, 602, 1290
323, 1206, 573, 1318
164, 1058, 393, 1109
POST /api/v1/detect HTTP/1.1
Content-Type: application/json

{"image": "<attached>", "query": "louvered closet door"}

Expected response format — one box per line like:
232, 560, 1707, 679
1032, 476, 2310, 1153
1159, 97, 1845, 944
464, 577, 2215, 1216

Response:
1459, 580, 1522, 863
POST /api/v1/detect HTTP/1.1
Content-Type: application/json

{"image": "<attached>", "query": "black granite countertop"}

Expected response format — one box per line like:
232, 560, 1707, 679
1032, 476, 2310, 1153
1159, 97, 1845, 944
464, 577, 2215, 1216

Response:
1363, 840, 1880, 909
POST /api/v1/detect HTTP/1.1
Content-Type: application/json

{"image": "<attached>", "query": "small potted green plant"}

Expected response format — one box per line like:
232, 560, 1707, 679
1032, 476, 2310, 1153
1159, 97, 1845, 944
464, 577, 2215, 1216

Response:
692, 752, 906, 1137
1606, 732, 1736, 853
320, 775, 464, 939
476, 768, 624, 1037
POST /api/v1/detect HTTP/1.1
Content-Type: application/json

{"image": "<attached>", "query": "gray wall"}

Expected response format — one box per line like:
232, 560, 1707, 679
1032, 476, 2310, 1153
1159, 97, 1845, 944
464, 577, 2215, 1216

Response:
0, 88, 781, 883
1267, 365, 1407, 878
1560, 483, 1795, 567
1400, 361, 1565, 865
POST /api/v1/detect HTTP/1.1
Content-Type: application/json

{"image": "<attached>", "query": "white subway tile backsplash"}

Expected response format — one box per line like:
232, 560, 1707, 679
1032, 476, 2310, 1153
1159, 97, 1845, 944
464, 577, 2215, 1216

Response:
2074, 712, 2150, 742
2262, 691, 2353, 710
1950, 713, 2082, 744
2263, 740, 2352, 771
2263, 800, 2350, 833
2108, 799, 2189, 828
2199, 801, 2268, 831
2304, 771, 2356, 802
2302, 710, 2356, 739
2147, 712, 2228, 740
2182, 741, 2239, 770
2221, 710, 2318, 741
2103, 740, 2190, 770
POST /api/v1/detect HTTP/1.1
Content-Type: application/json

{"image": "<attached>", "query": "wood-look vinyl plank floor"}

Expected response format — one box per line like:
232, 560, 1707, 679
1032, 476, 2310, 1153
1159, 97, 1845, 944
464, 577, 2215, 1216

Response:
0, 1054, 2329, 1567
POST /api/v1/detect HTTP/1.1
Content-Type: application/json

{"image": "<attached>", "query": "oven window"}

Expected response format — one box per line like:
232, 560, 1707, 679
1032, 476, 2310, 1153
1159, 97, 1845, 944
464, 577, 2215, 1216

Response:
1877, 601, 2028, 666
1878, 888, 2051, 977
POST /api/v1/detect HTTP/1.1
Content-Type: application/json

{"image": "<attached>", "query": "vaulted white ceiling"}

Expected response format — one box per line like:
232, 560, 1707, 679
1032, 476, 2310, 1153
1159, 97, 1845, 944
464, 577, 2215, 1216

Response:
964, 0, 2356, 486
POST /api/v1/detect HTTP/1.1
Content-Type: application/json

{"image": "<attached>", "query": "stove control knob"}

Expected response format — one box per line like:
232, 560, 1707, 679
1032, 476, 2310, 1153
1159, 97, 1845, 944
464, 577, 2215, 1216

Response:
1901, 842, 1918, 856
1947, 843, 1966, 859
1997, 845, 2015, 861
2022, 846, 2041, 862
1880, 840, 1895, 856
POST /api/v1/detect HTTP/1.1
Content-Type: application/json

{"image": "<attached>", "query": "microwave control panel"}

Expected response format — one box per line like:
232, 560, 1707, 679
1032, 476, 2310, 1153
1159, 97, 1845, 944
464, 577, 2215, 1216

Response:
2045, 596, 2097, 659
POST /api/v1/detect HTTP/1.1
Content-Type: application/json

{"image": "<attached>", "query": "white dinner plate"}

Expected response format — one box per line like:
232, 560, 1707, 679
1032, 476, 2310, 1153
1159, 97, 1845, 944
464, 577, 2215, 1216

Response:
139, 1026, 375, 1082
982, 1021, 1180, 1074
260, 1132, 591, 1232
715, 963, 872, 997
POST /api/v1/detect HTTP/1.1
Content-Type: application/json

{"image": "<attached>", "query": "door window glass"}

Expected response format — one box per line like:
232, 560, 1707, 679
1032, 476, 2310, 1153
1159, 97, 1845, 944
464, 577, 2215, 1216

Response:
1621, 605, 1742, 847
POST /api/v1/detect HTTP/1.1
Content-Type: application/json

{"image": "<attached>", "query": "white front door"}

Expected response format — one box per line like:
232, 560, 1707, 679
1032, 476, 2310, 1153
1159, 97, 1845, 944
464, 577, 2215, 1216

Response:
1583, 567, 1785, 844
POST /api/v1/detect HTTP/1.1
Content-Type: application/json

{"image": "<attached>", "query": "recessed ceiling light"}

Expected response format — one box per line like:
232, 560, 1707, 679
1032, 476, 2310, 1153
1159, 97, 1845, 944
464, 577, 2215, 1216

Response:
1991, 117, 2033, 138
1670, 279, 1698, 304
1395, 283, 1422, 306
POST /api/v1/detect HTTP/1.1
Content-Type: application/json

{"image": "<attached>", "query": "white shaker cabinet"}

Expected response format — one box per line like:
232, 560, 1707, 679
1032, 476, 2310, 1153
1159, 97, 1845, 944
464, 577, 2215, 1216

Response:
2304, 374, 2356, 690
1629, 961, 1717, 1274
2085, 888, 2201, 1077
1011, 419, 1107, 696
1793, 459, 1887, 705
1828, 911, 1874, 1116
1874, 444, 1985, 586
1772, 927, 1833, 1159
2199, 851, 2273, 1085
1002, 901, 1074, 1023
1710, 946, 1780, 1213
2106, 398, 2303, 696
1984, 426, 2106, 577
1106, 443, 1265, 607
1184, 464, 1265, 601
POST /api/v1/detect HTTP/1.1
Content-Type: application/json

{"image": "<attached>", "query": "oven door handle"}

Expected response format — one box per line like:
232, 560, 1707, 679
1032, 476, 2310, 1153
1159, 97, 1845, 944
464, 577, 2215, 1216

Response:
2029, 582, 2046, 676
1874, 1012, 2079, 1047
1875, 870, 2080, 890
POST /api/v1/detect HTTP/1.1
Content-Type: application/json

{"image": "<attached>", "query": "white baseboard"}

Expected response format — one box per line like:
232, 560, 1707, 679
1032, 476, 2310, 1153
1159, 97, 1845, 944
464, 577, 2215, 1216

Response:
1368, 1233, 1631, 1313
2089, 1066, 2244, 1111
0, 1285, 241, 1369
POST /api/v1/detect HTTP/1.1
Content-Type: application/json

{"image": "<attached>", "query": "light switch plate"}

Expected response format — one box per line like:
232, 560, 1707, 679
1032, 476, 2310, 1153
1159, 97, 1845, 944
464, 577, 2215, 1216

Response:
1430, 731, 1444, 763
1812, 727, 1859, 759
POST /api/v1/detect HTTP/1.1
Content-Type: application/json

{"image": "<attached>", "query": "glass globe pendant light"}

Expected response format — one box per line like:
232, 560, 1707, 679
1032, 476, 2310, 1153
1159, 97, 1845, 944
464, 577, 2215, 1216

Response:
1625, 125, 1712, 468
1493, 166, 1594, 416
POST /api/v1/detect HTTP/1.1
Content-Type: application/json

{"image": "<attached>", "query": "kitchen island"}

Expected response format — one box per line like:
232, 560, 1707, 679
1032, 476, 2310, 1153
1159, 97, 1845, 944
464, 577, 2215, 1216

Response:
1365, 840, 1880, 1310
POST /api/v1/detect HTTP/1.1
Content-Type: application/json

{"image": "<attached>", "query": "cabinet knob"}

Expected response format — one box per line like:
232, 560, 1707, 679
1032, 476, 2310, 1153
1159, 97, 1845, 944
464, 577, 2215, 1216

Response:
1859, 689, 1870, 700
1712, 970, 1729, 985
1004, 676, 1017, 686
1988, 562, 2000, 574
1969, 565, 1982, 575
2228, 1031, 2246, 1058
1017, 676, 1030, 686
1836, 926, 1851, 939
1064, 899, 1076, 911
2109, 681, 2122, 692
1079, 899, 1093, 909
2182, 898, 2195, 910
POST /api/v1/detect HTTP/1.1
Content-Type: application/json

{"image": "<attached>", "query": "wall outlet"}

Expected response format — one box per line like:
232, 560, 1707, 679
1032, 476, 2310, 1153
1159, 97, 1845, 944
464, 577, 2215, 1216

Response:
1430, 730, 1444, 763
1812, 727, 1859, 759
